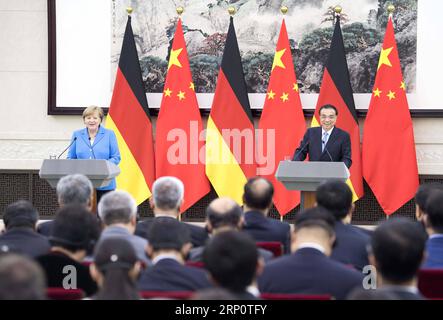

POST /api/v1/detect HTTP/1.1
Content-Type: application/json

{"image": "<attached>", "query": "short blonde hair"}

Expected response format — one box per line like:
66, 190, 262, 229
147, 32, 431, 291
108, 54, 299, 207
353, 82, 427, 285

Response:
82, 106, 104, 120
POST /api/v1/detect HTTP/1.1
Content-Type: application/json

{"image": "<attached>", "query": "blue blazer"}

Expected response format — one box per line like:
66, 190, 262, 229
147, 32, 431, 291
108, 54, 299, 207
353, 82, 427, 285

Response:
67, 126, 121, 190
293, 126, 352, 168
422, 236, 443, 268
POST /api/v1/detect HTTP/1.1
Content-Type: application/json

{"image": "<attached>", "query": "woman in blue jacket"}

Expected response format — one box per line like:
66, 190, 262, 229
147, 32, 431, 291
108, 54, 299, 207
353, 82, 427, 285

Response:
68, 106, 121, 201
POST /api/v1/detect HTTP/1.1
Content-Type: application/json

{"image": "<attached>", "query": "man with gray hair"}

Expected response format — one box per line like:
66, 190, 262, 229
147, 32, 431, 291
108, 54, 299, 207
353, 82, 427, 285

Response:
135, 176, 208, 247
97, 190, 150, 265
37, 173, 94, 237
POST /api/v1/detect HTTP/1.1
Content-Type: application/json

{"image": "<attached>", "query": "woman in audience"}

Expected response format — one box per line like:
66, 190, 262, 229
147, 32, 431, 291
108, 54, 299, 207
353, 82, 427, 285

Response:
90, 237, 141, 300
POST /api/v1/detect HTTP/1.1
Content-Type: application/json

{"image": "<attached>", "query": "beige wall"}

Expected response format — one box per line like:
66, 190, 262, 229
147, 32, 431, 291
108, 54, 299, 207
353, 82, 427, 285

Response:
0, 0, 442, 176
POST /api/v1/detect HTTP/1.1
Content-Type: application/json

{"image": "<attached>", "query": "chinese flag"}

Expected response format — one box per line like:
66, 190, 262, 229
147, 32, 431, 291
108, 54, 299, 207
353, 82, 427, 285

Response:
312, 15, 364, 201
107, 15, 155, 205
206, 17, 256, 204
362, 17, 418, 215
155, 19, 210, 212
258, 19, 305, 216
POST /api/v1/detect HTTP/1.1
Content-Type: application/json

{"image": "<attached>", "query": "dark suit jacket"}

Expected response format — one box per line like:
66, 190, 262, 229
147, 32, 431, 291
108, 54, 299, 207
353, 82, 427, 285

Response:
137, 258, 212, 292
37, 220, 54, 237
293, 126, 352, 168
36, 252, 97, 297
188, 243, 274, 263
0, 228, 51, 258
378, 287, 425, 300
330, 221, 371, 271
242, 210, 291, 254
422, 236, 443, 268
135, 217, 209, 248
258, 247, 363, 300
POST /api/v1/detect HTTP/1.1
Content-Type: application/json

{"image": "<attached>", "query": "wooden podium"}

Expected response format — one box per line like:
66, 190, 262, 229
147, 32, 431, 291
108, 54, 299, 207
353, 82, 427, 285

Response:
39, 159, 120, 211
275, 161, 349, 210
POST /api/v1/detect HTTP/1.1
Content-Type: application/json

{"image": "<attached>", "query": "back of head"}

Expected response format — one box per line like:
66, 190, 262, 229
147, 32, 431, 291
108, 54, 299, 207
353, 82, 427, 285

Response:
203, 230, 258, 293
370, 218, 427, 283
0, 254, 46, 300
294, 207, 336, 235
424, 190, 443, 233
206, 197, 242, 231
3, 200, 39, 230
50, 204, 100, 253
93, 237, 140, 300
243, 177, 274, 211
415, 183, 443, 212
152, 176, 184, 212
148, 218, 190, 252
316, 179, 352, 220
98, 190, 137, 226
56, 174, 93, 207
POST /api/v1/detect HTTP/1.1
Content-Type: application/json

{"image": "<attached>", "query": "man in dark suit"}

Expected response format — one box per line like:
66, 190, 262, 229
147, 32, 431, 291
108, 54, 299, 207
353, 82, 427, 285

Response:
135, 176, 208, 247
315, 180, 370, 271
137, 218, 211, 292
258, 207, 363, 300
368, 218, 427, 299
293, 104, 352, 168
242, 177, 291, 253
37, 173, 94, 237
421, 190, 443, 268
0, 200, 50, 258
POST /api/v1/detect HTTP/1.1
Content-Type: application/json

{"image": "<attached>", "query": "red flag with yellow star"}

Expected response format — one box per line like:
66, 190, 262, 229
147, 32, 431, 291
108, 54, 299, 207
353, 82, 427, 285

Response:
312, 15, 364, 202
155, 19, 210, 213
258, 19, 305, 216
362, 17, 418, 215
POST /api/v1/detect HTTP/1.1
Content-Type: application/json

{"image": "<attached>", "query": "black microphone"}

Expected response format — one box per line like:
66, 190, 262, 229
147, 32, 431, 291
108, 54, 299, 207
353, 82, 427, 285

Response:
57, 137, 77, 159
88, 137, 97, 159
293, 141, 309, 161
324, 146, 334, 162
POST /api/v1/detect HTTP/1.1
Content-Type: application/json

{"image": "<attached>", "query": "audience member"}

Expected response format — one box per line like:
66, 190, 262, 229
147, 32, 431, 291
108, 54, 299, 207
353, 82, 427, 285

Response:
97, 190, 150, 266
368, 217, 427, 299
135, 176, 208, 247
414, 183, 443, 223
36, 204, 100, 297
420, 190, 443, 268
0, 254, 46, 300
315, 179, 370, 270
203, 230, 263, 299
188, 197, 273, 263
242, 177, 291, 253
90, 237, 141, 300
137, 218, 211, 292
258, 207, 363, 300
0, 200, 50, 257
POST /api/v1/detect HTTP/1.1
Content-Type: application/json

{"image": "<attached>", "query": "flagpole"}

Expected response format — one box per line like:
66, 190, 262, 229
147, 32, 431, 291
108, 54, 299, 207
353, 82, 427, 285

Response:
126, 6, 132, 15
387, 4, 395, 22
334, 5, 342, 24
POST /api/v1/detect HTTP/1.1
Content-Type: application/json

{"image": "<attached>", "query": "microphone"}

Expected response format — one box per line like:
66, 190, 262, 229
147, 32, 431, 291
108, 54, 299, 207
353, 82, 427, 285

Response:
324, 146, 334, 162
57, 137, 77, 159
293, 141, 309, 161
88, 137, 96, 159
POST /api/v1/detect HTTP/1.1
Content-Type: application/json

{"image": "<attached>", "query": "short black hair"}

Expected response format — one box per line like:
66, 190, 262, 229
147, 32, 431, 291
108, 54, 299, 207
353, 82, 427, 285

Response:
319, 104, 338, 116
203, 231, 258, 293
3, 200, 39, 230
243, 177, 274, 210
50, 204, 100, 252
415, 183, 443, 212
370, 218, 427, 283
424, 190, 443, 233
148, 217, 190, 251
294, 207, 336, 238
316, 179, 353, 220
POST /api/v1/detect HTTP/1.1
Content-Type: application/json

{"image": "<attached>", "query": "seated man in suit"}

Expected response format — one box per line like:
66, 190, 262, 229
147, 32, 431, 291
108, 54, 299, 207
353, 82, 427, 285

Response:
188, 197, 273, 263
135, 176, 208, 247
293, 104, 352, 168
367, 218, 427, 299
421, 190, 443, 268
242, 177, 291, 253
258, 207, 363, 300
137, 218, 211, 292
97, 190, 150, 266
0, 200, 50, 258
36, 204, 101, 297
37, 173, 95, 237
315, 180, 370, 271
203, 230, 263, 299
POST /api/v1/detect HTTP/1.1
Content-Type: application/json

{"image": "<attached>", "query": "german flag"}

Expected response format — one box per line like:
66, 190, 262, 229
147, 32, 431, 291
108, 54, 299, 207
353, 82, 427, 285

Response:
206, 16, 256, 204
312, 15, 364, 201
107, 15, 155, 205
